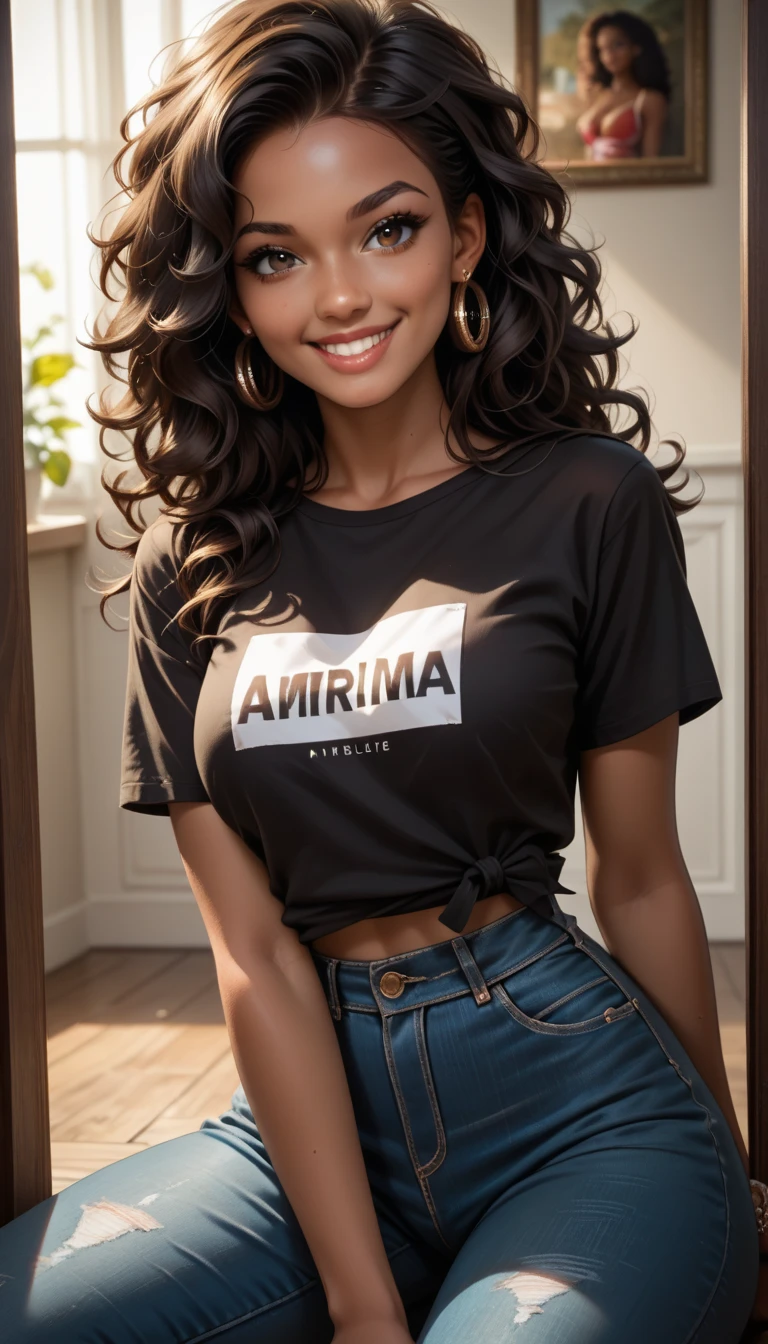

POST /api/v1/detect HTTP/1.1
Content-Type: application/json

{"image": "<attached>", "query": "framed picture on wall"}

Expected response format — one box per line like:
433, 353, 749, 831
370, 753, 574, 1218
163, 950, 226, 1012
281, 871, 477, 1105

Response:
515, 1, 708, 186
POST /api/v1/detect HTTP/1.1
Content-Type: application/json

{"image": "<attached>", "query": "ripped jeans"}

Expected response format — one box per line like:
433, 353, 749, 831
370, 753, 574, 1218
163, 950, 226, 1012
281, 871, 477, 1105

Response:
0, 903, 758, 1342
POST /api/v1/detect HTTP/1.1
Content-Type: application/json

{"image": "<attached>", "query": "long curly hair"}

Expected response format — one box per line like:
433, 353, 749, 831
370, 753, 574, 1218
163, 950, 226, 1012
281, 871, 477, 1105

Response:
88, 0, 693, 655
589, 11, 672, 99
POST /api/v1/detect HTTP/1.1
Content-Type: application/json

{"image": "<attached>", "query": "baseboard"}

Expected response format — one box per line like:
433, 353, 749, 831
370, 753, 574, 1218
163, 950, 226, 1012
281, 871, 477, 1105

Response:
43, 900, 89, 971
86, 894, 210, 948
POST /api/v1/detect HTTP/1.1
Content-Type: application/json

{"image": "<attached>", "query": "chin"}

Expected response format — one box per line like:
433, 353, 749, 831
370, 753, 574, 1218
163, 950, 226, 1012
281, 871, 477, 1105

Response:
321, 380, 405, 410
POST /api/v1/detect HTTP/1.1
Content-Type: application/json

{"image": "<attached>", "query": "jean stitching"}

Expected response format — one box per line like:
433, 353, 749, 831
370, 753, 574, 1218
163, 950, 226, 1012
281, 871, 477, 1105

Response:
571, 935, 733, 1340
533, 973, 611, 1020
451, 937, 490, 1003
492, 981, 634, 1035
413, 1004, 447, 1177
485, 932, 571, 981
344, 936, 572, 1017
374, 985, 477, 1015
327, 959, 342, 1021
381, 1012, 452, 1251
187, 1241, 415, 1342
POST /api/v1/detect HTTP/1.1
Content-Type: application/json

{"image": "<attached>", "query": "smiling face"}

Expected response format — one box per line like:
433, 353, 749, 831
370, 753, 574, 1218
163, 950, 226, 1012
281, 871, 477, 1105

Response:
595, 25, 641, 78
229, 116, 485, 410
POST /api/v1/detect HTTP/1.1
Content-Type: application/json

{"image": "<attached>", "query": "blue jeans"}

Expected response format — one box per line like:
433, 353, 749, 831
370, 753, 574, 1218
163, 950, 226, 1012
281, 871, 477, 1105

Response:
0, 904, 758, 1341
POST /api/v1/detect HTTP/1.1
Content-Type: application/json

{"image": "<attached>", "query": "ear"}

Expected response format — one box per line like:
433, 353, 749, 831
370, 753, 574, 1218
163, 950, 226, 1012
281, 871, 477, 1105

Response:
451, 193, 487, 283
228, 293, 253, 337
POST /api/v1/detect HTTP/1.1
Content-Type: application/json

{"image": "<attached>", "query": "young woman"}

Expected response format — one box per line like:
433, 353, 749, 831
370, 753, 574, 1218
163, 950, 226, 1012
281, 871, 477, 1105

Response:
1, 0, 765, 1339
576, 11, 671, 161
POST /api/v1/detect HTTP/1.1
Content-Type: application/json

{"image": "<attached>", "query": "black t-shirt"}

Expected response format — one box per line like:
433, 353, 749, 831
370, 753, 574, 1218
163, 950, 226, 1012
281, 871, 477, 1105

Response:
119, 434, 722, 944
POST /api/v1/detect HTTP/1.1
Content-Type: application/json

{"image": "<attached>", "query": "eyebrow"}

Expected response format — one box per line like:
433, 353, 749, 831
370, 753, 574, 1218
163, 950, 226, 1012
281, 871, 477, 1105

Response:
234, 179, 429, 242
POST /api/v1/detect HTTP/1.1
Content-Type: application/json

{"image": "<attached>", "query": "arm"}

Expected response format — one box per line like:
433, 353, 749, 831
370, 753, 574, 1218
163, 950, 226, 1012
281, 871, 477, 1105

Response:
168, 800, 412, 1339
578, 712, 747, 1171
579, 712, 768, 1317
639, 89, 667, 157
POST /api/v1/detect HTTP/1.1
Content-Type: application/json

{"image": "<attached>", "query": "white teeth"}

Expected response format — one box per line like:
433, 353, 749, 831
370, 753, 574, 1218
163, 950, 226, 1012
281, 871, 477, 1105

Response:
321, 326, 394, 356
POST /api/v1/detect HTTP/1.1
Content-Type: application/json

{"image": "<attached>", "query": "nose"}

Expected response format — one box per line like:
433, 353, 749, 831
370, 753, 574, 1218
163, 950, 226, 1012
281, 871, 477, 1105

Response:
313, 257, 372, 327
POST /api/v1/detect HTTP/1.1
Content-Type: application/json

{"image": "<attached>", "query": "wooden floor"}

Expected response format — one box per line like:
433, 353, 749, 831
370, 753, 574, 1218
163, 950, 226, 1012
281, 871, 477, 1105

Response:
44, 944, 749, 1194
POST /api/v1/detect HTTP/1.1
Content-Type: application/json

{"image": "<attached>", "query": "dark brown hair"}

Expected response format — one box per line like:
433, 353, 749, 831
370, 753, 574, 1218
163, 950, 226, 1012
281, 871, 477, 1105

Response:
87, 0, 694, 653
589, 11, 672, 99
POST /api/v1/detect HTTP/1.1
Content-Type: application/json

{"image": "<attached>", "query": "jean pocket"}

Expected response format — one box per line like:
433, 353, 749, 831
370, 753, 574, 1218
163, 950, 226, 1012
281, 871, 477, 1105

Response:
490, 939, 637, 1036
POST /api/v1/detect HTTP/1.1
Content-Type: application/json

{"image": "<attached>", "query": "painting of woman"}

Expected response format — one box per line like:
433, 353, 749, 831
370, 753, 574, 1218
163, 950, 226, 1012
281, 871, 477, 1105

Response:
576, 10, 672, 160
518, 0, 706, 186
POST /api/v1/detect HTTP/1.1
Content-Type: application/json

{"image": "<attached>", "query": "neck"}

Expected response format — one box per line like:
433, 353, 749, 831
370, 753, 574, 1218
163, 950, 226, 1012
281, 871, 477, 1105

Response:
313, 351, 480, 508
611, 74, 640, 97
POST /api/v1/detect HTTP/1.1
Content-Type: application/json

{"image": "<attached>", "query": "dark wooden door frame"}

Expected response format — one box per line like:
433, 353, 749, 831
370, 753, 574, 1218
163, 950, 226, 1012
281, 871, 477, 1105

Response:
0, 0, 51, 1220
743, 0, 768, 1183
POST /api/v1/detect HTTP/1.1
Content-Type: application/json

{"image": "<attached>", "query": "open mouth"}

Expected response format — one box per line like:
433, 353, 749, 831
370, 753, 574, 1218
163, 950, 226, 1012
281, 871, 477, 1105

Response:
314, 324, 397, 356
310, 320, 401, 372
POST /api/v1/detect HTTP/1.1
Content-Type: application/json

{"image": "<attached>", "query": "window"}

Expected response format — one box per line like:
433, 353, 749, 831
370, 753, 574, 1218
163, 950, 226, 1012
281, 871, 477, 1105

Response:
12, 0, 225, 501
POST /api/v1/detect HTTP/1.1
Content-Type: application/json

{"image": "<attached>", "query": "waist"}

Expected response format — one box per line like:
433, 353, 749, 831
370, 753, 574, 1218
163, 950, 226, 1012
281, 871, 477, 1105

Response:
589, 135, 641, 161
310, 889, 525, 960
309, 901, 578, 1018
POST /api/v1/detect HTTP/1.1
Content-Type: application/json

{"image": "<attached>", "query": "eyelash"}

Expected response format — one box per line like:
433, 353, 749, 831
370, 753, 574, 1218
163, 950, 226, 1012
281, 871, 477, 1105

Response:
236, 210, 428, 283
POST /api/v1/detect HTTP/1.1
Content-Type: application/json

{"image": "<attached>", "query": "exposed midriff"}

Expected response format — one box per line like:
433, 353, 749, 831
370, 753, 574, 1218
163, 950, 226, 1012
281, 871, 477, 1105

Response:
310, 890, 526, 961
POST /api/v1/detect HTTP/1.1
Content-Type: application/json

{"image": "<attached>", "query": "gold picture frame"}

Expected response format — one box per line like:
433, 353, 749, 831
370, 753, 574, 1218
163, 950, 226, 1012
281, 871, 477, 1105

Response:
515, 0, 708, 187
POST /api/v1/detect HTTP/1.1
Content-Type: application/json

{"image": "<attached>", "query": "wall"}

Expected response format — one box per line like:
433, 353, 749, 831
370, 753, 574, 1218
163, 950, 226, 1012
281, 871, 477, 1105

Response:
28, 548, 87, 970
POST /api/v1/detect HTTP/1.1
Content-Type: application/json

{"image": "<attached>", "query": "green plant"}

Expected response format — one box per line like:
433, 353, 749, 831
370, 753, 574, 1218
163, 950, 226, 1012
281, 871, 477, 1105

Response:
21, 262, 80, 486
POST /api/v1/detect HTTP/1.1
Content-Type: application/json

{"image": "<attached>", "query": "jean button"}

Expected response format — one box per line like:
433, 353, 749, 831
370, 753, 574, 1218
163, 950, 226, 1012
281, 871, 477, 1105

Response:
380, 970, 406, 998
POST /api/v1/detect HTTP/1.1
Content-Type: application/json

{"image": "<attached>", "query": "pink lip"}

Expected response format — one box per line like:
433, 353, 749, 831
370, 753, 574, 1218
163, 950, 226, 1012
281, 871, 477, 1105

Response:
310, 320, 400, 374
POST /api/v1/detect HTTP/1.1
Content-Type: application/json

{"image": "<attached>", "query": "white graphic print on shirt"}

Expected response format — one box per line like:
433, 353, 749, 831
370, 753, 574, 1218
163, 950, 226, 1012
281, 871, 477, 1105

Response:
230, 602, 466, 750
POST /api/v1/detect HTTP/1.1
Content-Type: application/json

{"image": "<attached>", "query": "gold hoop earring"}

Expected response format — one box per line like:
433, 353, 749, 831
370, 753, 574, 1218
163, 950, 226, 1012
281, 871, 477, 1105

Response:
450, 269, 490, 353
234, 336, 283, 411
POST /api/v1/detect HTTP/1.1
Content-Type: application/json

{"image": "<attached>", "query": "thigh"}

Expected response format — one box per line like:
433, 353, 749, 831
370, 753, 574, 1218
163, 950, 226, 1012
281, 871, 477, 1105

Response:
415, 1148, 757, 1343
0, 1087, 439, 1344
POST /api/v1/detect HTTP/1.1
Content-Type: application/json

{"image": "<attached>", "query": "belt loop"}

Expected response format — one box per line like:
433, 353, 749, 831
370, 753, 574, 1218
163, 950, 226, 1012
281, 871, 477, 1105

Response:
451, 936, 491, 1006
326, 959, 342, 1021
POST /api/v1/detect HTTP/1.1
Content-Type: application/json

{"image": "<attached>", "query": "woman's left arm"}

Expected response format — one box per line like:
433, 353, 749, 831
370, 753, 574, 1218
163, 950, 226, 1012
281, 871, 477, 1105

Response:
578, 710, 747, 1171
639, 89, 668, 157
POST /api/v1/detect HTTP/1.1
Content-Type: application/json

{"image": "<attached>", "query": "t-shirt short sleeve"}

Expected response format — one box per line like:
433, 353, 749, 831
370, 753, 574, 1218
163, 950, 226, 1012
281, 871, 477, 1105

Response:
575, 452, 722, 750
119, 517, 211, 815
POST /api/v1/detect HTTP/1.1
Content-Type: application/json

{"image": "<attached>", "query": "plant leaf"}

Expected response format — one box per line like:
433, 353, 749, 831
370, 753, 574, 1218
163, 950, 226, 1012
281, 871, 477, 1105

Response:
44, 415, 80, 434
23, 323, 58, 350
43, 450, 71, 486
21, 262, 56, 290
29, 353, 75, 386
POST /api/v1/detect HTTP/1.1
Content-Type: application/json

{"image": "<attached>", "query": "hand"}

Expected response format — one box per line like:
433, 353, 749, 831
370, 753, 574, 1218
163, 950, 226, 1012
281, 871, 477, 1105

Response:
332, 1319, 415, 1344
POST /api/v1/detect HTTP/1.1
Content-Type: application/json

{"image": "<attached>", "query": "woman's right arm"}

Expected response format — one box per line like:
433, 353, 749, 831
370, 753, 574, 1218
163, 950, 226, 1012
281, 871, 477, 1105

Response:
168, 800, 413, 1341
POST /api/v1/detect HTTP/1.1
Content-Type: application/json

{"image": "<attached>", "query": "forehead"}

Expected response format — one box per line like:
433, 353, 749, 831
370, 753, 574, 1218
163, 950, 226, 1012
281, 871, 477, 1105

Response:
231, 116, 436, 221
597, 26, 629, 43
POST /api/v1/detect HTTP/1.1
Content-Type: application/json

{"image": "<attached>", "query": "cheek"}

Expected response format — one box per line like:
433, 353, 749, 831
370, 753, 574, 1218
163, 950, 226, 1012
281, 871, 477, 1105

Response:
239, 278, 307, 347
387, 248, 453, 332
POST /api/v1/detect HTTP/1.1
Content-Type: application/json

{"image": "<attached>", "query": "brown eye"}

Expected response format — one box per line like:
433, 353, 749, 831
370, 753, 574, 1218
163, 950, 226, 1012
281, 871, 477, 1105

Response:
364, 212, 425, 253
254, 249, 296, 276
237, 246, 302, 280
373, 221, 407, 248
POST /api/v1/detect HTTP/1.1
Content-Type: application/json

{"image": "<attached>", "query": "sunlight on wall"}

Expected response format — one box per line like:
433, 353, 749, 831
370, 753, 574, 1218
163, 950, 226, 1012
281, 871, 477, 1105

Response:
12, 0, 94, 471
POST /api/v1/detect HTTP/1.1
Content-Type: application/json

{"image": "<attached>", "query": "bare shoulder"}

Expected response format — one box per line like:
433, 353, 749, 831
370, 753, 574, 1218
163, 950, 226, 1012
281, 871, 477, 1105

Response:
640, 88, 668, 113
